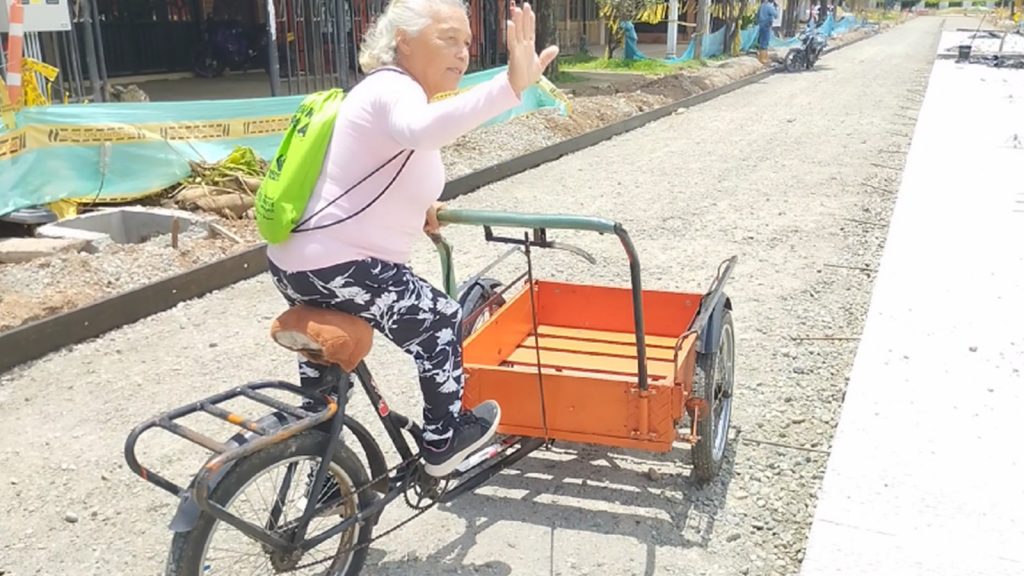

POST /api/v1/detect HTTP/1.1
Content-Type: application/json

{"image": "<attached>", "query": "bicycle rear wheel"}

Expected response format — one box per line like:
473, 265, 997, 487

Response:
166, 429, 374, 575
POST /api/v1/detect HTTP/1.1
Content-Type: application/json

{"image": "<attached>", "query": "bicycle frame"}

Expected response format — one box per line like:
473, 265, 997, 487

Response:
124, 208, 734, 565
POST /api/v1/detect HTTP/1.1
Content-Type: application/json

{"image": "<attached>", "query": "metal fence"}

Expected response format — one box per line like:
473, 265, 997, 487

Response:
268, 0, 349, 95
93, 0, 200, 78
4, 0, 607, 104
267, 0, 520, 95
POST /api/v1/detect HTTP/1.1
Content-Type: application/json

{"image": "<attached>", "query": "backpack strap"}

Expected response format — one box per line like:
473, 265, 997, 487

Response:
290, 65, 417, 235
290, 148, 414, 234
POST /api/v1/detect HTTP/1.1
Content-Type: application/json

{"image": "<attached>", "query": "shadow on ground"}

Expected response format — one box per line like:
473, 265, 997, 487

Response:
360, 440, 739, 576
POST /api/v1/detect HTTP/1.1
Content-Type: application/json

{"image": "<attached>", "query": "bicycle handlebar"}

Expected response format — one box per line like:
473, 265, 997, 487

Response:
435, 208, 620, 236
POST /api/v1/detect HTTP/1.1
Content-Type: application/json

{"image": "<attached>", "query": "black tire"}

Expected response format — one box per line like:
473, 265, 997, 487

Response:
458, 277, 505, 337
807, 48, 821, 69
690, 308, 735, 484
165, 430, 375, 576
783, 49, 804, 73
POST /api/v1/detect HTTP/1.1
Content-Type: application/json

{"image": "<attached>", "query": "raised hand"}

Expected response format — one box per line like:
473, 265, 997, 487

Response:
505, 2, 560, 96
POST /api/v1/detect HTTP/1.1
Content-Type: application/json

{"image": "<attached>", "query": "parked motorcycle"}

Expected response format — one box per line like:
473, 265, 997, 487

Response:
783, 28, 828, 72
192, 16, 270, 78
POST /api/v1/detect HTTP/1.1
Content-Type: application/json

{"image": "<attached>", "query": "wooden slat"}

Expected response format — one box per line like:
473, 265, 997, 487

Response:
495, 363, 644, 383
522, 335, 676, 362
505, 347, 675, 379
536, 325, 679, 349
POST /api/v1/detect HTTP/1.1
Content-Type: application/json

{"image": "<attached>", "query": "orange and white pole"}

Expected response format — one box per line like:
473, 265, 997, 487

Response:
5, 0, 25, 106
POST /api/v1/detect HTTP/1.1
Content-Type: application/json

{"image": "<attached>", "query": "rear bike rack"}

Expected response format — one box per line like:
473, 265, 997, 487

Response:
124, 379, 339, 547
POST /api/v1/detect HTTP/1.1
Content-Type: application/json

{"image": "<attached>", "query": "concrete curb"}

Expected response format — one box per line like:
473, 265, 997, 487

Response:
0, 245, 267, 374
0, 25, 886, 374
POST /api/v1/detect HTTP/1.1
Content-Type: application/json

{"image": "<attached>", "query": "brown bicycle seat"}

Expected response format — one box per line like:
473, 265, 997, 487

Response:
270, 305, 373, 371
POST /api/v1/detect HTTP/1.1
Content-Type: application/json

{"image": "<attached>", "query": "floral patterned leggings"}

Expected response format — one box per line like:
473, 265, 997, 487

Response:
269, 257, 464, 447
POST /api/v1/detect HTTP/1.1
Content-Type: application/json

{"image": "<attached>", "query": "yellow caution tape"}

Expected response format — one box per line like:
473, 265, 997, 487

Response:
47, 199, 81, 219
537, 75, 573, 115
0, 114, 292, 163
22, 58, 62, 107
0, 78, 16, 130
0, 129, 27, 161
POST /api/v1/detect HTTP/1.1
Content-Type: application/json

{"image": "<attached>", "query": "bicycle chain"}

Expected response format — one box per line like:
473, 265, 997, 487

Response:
290, 452, 448, 572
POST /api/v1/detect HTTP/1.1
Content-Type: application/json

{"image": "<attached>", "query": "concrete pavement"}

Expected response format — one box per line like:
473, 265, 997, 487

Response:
799, 43, 1024, 576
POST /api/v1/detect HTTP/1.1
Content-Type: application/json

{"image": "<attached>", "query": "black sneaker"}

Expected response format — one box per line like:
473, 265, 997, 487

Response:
421, 400, 501, 478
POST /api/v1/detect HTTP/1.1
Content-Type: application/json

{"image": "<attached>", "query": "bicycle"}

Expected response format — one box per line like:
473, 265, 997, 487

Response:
124, 208, 737, 575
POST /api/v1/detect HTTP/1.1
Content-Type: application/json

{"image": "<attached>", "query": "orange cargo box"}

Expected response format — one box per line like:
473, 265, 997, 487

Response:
461, 279, 704, 453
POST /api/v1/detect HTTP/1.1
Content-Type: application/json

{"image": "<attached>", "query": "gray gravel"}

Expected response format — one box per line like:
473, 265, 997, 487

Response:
0, 222, 245, 331
0, 16, 943, 576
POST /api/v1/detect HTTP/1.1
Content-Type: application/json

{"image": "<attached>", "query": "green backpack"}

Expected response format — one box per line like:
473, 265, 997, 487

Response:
256, 88, 346, 244
255, 68, 413, 244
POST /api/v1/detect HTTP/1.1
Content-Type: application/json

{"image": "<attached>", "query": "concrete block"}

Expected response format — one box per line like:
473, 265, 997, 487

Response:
36, 206, 208, 246
35, 224, 110, 244
0, 237, 89, 264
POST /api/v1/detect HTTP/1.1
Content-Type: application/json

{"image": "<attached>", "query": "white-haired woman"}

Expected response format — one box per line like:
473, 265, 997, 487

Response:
266, 0, 558, 478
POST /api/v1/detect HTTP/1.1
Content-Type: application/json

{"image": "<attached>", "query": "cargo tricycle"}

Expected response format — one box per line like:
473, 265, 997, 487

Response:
124, 209, 737, 575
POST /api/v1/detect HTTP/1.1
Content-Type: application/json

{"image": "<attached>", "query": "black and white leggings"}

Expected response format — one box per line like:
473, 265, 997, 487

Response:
269, 257, 464, 447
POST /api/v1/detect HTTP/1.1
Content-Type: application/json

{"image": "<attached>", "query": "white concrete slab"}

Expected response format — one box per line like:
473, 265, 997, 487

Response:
937, 30, 1024, 55
799, 60, 1024, 576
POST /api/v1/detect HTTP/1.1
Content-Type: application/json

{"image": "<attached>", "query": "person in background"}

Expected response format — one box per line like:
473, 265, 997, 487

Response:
756, 0, 779, 65
266, 0, 559, 478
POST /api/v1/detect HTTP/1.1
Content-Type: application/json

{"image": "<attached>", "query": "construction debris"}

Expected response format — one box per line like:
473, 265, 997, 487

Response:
162, 146, 266, 220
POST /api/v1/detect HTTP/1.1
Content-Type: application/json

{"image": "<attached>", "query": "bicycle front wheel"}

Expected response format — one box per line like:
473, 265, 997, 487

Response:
166, 429, 375, 576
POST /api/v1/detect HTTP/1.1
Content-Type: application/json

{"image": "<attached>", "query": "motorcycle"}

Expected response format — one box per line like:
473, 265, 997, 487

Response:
783, 27, 828, 72
192, 16, 270, 78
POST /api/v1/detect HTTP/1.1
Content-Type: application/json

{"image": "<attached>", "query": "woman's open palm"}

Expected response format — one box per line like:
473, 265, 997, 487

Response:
506, 2, 559, 95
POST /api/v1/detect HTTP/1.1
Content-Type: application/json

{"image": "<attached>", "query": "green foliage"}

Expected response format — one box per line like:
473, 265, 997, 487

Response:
596, 0, 663, 58
559, 52, 702, 75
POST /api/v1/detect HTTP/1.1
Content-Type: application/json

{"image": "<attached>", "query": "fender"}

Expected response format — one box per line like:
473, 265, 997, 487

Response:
457, 277, 503, 310
696, 293, 733, 356
168, 411, 390, 533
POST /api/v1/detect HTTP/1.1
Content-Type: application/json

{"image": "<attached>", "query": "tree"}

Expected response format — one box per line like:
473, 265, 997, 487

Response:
535, 0, 560, 76
597, 0, 662, 59
730, 0, 754, 55
783, 0, 799, 36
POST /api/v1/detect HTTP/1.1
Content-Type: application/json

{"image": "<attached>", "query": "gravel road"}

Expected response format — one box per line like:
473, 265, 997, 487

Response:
0, 16, 944, 576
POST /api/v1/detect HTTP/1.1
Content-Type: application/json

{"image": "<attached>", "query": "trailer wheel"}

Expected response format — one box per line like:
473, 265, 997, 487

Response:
690, 309, 735, 484
458, 277, 505, 337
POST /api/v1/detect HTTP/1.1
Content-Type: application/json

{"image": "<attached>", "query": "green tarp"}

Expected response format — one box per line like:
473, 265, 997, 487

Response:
0, 66, 568, 217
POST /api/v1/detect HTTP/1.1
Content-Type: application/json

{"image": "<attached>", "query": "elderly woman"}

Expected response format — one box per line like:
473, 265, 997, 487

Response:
266, 0, 558, 478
